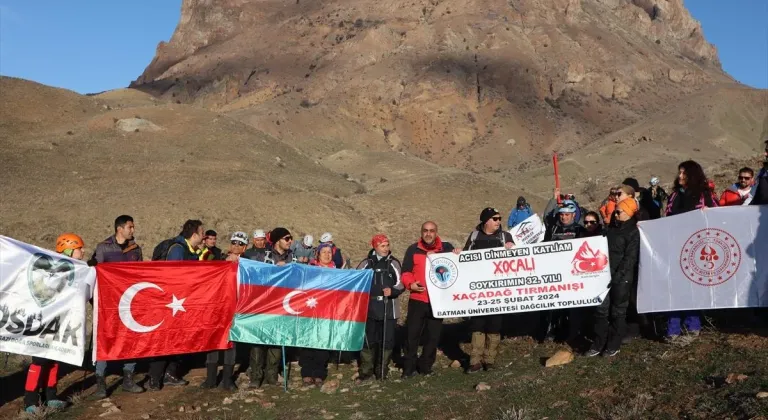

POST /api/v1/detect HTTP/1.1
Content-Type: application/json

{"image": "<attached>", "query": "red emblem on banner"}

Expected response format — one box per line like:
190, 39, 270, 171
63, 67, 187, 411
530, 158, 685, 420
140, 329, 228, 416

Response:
571, 242, 609, 275
679, 228, 742, 286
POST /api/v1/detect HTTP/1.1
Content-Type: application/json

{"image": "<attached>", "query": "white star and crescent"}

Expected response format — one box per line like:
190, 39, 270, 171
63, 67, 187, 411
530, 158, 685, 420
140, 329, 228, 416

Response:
282, 291, 319, 314
118, 282, 187, 333
166, 295, 186, 316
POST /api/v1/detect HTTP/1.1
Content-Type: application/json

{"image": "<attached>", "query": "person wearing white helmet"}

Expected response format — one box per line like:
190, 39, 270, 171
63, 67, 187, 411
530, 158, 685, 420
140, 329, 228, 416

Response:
291, 234, 315, 264
249, 230, 269, 251
648, 176, 668, 219
318, 232, 344, 268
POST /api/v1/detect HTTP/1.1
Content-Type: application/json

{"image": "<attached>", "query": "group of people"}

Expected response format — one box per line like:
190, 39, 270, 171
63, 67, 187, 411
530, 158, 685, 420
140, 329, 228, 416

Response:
20, 140, 768, 413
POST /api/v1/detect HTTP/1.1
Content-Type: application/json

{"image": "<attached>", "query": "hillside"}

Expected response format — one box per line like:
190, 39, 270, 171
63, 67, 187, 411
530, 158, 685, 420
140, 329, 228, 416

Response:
0, 77, 527, 260
131, 0, 742, 174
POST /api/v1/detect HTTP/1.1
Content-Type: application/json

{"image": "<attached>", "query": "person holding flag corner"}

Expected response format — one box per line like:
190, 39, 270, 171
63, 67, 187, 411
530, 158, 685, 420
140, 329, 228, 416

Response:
355, 234, 403, 382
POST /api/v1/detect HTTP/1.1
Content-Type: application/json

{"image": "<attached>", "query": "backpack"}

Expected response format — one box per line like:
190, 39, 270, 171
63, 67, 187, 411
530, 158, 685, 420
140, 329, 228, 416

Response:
152, 238, 177, 261
467, 230, 508, 250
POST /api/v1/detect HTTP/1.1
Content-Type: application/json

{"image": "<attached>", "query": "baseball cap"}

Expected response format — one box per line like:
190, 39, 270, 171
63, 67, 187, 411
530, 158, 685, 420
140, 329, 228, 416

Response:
253, 229, 266, 239
320, 232, 333, 243
231, 231, 248, 245
303, 235, 314, 247
558, 200, 577, 214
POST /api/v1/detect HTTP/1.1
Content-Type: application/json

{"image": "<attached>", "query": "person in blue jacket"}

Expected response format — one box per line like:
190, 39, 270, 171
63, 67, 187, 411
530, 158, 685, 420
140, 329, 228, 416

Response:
507, 196, 533, 230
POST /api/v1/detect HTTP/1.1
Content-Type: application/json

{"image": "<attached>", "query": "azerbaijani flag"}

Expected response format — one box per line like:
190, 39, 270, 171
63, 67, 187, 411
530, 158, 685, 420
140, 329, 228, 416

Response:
230, 259, 372, 351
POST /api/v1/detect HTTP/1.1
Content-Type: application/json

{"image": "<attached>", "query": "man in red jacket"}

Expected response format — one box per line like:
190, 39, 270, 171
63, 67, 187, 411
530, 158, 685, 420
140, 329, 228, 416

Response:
401, 221, 455, 378
719, 167, 755, 206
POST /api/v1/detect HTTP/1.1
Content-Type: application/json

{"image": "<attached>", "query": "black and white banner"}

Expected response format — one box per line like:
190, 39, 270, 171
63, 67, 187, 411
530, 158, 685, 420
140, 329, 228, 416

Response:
0, 236, 96, 365
509, 214, 545, 245
637, 207, 768, 313
425, 237, 612, 318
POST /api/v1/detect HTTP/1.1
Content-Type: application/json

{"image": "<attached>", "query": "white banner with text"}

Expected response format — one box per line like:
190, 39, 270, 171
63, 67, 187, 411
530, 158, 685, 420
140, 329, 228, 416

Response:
0, 236, 96, 365
425, 237, 612, 318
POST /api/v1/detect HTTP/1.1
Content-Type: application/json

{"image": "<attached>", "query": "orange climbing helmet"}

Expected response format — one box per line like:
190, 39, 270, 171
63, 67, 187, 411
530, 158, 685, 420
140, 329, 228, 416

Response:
55, 233, 85, 253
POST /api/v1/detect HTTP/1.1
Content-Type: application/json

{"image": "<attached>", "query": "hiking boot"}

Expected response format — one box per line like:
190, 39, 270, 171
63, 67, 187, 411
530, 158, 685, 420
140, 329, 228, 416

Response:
92, 375, 108, 399
200, 364, 218, 389
163, 372, 189, 387
148, 377, 162, 392
467, 364, 483, 374
603, 349, 620, 358
584, 349, 601, 358
122, 371, 144, 393
401, 370, 418, 380
218, 365, 237, 391
45, 399, 68, 409
355, 374, 373, 385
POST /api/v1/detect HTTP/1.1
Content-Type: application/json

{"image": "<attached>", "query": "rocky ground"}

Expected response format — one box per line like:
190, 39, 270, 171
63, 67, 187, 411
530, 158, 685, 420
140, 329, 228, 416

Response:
2, 324, 767, 419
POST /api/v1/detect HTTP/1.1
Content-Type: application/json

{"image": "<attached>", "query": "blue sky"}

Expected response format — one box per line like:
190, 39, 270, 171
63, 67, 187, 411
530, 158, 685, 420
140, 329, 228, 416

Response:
0, 1, 766, 93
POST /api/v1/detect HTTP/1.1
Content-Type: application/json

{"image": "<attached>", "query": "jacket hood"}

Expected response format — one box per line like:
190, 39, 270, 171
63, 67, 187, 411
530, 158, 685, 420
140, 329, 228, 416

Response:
610, 216, 638, 231
367, 248, 392, 260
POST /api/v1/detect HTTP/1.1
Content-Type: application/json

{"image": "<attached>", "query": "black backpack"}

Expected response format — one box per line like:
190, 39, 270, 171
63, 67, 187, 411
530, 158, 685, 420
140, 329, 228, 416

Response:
152, 238, 177, 261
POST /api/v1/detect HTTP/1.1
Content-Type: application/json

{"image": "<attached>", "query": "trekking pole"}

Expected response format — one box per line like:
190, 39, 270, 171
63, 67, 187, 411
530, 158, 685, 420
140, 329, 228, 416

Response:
381, 297, 387, 381
282, 346, 287, 393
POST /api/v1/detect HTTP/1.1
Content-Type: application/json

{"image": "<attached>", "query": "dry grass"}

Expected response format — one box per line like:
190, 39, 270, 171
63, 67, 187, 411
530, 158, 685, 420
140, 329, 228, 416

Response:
594, 393, 653, 420
17, 406, 61, 420
494, 407, 533, 420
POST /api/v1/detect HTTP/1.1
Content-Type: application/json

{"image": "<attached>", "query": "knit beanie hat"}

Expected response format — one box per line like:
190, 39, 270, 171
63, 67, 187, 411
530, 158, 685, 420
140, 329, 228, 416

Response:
270, 227, 291, 242
480, 207, 500, 223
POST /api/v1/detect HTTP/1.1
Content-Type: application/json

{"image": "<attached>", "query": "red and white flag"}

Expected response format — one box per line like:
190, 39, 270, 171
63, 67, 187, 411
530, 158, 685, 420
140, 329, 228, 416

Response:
94, 261, 237, 361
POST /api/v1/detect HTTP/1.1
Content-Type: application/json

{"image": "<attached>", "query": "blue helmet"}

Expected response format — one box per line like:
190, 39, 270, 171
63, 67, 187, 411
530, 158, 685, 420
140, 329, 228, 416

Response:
558, 200, 578, 214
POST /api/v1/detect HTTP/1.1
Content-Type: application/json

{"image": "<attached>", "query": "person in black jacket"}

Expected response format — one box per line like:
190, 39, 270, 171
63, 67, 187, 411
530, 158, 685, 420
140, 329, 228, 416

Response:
750, 139, 768, 206
462, 208, 515, 373
585, 198, 640, 358
355, 234, 404, 381
538, 201, 586, 345
583, 211, 603, 237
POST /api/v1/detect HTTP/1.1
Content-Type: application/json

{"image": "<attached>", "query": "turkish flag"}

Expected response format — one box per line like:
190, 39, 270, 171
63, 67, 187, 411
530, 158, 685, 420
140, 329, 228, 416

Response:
94, 261, 237, 361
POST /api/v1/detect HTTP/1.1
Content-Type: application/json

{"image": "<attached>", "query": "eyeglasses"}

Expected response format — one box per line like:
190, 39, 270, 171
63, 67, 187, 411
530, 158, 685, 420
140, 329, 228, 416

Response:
738, 176, 752, 181
491, 216, 502, 221
585, 220, 598, 225
281, 236, 293, 242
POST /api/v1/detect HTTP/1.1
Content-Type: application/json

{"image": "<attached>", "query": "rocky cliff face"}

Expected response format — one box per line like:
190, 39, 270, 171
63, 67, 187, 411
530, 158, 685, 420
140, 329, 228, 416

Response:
133, 0, 731, 173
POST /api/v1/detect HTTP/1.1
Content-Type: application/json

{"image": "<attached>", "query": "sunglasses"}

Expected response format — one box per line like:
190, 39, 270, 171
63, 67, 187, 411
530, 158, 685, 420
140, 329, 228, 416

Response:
231, 241, 246, 246
491, 216, 502, 221
281, 236, 293, 242
585, 220, 598, 225
738, 176, 752, 181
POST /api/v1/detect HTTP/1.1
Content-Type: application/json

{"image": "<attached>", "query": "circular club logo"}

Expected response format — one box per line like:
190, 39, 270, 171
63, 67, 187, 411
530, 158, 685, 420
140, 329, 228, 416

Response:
428, 257, 459, 289
679, 228, 741, 286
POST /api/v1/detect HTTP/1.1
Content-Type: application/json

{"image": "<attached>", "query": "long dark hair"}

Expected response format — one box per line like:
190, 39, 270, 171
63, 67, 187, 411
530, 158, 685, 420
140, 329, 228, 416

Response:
674, 160, 708, 198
